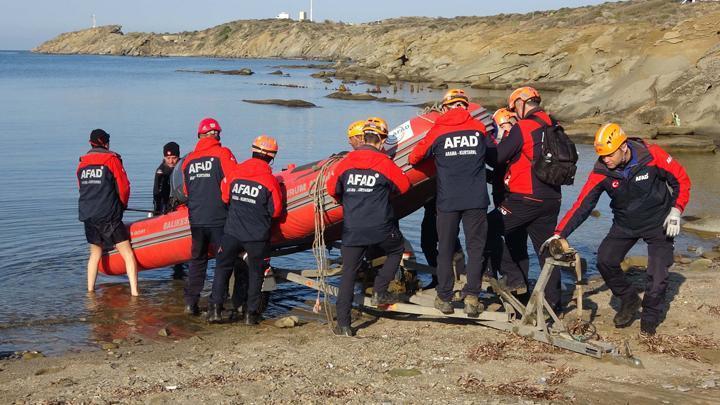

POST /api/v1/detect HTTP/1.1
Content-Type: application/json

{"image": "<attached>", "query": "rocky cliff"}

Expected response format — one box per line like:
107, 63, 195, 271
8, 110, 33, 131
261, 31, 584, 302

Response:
34, 0, 720, 137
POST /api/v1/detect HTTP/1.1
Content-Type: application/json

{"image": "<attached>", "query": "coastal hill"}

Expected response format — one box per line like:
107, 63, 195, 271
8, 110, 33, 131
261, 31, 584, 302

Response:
34, 0, 720, 138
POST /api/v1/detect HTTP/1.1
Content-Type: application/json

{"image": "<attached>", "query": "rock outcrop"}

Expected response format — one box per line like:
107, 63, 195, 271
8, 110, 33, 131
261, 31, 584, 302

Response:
33, 1, 720, 136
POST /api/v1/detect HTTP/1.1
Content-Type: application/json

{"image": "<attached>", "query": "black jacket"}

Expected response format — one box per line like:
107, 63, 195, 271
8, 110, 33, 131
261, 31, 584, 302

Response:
327, 146, 411, 246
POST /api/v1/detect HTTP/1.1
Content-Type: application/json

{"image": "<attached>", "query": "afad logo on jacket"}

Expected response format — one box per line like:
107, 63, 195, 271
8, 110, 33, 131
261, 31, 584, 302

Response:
346, 173, 380, 193
188, 158, 214, 180
79, 167, 104, 185
232, 183, 262, 204
443, 132, 479, 157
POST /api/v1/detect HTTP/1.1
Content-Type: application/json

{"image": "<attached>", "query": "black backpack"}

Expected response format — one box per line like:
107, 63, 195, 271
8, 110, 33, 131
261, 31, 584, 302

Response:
529, 115, 578, 186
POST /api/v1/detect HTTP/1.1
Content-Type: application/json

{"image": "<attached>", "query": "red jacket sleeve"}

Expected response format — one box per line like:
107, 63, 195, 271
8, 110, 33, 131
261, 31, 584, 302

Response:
107, 155, 130, 208
408, 128, 439, 165
555, 172, 606, 238
219, 147, 237, 180
649, 145, 691, 212
220, 173, 231, 204
268, 175, 283, 219
380, 158, 411, 195
496, 125, 523, 164
325, 159, 347, 201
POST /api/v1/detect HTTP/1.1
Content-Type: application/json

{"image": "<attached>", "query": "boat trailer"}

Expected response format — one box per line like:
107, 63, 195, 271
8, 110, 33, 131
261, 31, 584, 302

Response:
271, 239, 643, 366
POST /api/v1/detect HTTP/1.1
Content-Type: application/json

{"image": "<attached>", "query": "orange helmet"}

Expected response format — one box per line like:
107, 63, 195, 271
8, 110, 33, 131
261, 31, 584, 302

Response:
252, 135, 279, 158
492, 108, 517, 127
508, 86, 541, 110
363, 117, 389, 137
347, 120, 366, 138
442, 88, 469, 106
594, 123, 627, 156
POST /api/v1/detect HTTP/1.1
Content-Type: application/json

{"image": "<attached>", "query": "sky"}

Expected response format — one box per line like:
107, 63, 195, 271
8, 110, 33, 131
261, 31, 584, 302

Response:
1, 0, 617, 50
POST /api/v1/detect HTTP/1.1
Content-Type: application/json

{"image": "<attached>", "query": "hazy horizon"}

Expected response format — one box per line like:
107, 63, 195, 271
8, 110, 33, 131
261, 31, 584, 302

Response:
2, 0, 618, 50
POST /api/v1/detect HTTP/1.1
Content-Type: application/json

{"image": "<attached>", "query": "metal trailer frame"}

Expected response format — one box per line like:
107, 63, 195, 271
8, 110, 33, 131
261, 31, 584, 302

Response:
272, 249, 643, 366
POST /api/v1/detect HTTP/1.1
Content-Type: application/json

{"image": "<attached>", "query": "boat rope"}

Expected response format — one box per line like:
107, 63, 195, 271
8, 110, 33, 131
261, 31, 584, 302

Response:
309, 155, 344, 330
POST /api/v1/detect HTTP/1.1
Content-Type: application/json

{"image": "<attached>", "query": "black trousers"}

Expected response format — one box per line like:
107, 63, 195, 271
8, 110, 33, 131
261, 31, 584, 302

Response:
210, 234, 270, 314
420, 201, 464, 270
486, 194, 562, 309
435, 208, 487, 302
185, 226, 247, 308
336, 230, 404, 328
598, 224, 673, 325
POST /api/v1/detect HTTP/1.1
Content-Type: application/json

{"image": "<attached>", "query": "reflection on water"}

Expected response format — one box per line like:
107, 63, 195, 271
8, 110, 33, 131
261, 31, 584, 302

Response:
0, 52, 717, 356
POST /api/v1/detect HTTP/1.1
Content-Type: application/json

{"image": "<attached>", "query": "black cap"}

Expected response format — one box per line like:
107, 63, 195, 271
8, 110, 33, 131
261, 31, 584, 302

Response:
89, 129, 110, 146
163, 141, 180, 157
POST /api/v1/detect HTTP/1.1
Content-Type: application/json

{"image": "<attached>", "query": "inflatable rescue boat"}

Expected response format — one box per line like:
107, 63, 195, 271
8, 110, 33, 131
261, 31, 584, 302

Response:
99, 104, 492, 275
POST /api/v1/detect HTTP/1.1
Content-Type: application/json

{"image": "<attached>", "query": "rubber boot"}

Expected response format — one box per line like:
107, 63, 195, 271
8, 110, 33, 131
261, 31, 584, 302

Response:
614, 293, 641, 328
206, 303, 223, 324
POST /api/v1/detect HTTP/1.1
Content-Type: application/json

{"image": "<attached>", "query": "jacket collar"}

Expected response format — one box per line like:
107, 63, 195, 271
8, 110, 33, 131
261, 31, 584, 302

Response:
593, 138, 652, 178
238, 157, 272, 174
437, 107, 472, 126
194, 136, 221, 152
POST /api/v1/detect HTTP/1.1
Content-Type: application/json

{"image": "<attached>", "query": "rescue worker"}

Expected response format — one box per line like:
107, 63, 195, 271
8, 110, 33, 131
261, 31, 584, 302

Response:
207, 135, 282, 325
77, 129, 139, 296
408, 89, 496, 316
181, 117, 237, 316
153, 141, 180, 215
488, 87, 563, 310
347, 120, 366, 150
483, 108, 517, 280
326, 117, 411, 336
153, 141, 185, 279
549, 123, 690, 335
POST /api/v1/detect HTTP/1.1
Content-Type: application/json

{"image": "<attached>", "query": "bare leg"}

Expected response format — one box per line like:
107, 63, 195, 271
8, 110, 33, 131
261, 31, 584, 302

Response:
87, 244, 103, 293
116, 240, 139, 296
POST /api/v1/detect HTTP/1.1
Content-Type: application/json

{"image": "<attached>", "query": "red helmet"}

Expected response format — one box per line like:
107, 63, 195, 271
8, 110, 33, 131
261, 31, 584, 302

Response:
197, 117, 222, 135
252, 135, 278, 158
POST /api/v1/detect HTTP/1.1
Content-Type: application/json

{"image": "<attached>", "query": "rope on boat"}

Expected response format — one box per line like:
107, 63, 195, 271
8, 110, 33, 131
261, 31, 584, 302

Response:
309, 155, 344, 330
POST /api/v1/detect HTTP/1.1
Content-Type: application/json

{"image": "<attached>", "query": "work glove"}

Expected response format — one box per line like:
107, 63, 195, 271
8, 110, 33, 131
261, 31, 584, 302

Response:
663, 207, 682, 238
540, 234, 561, 255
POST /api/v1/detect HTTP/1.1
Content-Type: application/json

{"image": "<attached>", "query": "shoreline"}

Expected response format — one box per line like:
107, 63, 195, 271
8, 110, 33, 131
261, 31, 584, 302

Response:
2, 262, 720, 403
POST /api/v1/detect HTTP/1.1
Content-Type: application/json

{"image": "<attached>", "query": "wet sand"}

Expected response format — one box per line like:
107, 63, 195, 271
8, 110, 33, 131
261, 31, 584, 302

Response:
2, 261, 720, 404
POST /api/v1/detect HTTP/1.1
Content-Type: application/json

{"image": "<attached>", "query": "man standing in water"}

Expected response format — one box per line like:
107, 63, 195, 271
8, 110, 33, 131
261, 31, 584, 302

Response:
327, 117, 411, 336
181, 118, 237, 316
152, 141, 186, 279
409, 89, 496, 316
207, 135, 283, 325
550, 123, 691, 335
77, 129, 139, 296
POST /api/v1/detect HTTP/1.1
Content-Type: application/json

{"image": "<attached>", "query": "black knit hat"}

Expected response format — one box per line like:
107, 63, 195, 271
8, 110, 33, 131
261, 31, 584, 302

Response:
163, 141, 180, 157
89, 129, 110, 146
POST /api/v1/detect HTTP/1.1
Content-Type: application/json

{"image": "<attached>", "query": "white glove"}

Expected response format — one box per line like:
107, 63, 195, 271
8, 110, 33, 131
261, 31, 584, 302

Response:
663, 207, 682, 238
540, 234, 561, 255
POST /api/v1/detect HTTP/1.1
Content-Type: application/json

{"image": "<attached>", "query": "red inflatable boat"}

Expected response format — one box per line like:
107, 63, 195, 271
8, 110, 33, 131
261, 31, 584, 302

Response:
99, 104, 492, 275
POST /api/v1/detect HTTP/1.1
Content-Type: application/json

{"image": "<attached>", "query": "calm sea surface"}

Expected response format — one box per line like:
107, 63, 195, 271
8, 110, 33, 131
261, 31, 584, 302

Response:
0, 51, 717, 355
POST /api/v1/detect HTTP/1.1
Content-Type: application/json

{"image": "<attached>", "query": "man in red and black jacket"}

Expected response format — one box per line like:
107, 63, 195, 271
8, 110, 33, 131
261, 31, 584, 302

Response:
181, 117, 237, 315
550, 123, 691, 335
207, 135, 283, 325
487, 86, 563, 311
77, 129, 138, 296
409, 89, 496, 317
326, 118, 411, 337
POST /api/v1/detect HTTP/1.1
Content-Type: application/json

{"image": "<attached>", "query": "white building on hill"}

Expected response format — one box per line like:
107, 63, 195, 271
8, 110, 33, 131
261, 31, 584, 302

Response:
277, 12, 290, 20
